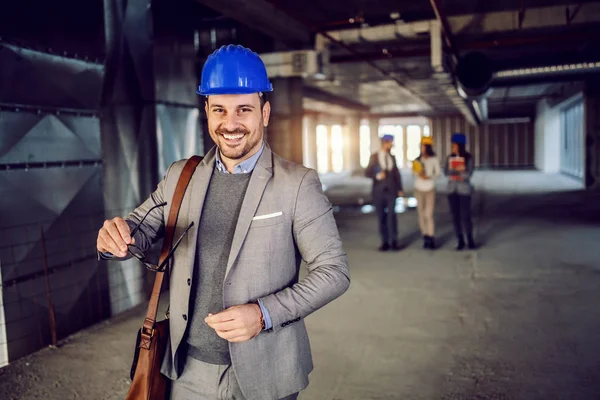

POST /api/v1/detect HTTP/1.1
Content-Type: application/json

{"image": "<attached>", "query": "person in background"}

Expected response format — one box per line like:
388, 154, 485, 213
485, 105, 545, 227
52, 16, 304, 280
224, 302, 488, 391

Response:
412, 137, 441, 249
445, 133, 476, 250
365, 134, 404, 252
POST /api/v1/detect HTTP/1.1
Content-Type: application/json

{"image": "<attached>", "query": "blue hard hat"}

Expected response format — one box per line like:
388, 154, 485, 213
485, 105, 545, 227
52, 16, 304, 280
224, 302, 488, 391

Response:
381, 134, 394, 142
198, 44, 273, 96
451, 133, 466, 144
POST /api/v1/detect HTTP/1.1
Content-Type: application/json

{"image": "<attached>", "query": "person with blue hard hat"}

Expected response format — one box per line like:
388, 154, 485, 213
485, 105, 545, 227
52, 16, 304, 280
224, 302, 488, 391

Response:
365, 134, 404, 251
96, 44, 350, 400
444, 132, 477, 250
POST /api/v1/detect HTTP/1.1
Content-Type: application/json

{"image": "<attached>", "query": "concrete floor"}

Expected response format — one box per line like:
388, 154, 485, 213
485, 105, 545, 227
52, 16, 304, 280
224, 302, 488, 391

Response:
1, 171, 600, 400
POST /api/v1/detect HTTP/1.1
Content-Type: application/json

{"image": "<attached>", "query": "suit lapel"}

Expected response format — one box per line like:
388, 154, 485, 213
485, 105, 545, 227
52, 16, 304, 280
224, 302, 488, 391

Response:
224, 145, 273, 280
185, 147, 216, 277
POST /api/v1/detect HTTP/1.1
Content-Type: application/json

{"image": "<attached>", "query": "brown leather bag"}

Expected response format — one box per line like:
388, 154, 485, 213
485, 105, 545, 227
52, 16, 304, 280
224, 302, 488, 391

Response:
126, 156, 202, 400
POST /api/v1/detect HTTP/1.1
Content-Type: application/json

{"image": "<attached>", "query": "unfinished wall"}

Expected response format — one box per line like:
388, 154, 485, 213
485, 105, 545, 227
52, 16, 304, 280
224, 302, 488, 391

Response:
534, 99, 561, 173
429, 115, 534, 168
0, 47, 108, 364
0, 0, 208, 368
584, 78, 600, 190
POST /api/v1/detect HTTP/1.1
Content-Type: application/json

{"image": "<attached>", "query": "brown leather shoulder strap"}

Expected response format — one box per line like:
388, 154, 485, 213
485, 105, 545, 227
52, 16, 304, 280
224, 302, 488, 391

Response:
142, 156, 203, 334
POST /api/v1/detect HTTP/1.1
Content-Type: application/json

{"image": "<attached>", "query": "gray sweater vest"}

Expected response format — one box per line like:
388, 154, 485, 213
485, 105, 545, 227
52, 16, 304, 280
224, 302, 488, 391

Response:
186, 169, 251, 365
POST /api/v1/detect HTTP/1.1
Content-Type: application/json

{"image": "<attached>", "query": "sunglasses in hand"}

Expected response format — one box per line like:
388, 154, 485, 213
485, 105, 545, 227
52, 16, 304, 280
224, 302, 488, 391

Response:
127, 202, 194, 273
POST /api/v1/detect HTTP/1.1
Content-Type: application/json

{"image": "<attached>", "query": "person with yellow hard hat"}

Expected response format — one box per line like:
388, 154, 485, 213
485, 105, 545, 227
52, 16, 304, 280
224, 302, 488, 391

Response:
412, 136, 441, 249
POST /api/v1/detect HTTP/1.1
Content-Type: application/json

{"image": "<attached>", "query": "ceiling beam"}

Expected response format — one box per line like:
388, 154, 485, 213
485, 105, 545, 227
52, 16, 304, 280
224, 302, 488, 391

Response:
459, 29, 600, 52
449, 3, 600, 36
262, 0, 433, 109
303, 85, 370, 112
492, 72, 599, 87
428, 0, 460, 61
330, 48, 430, 63
194, 0, 311, 47
428, 0, 483, 124
329, 29, 600, 65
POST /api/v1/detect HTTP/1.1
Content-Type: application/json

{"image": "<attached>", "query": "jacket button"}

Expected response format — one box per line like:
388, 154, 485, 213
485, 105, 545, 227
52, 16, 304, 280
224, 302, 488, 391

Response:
187, 278, 191, 286
182, 314, 187, 321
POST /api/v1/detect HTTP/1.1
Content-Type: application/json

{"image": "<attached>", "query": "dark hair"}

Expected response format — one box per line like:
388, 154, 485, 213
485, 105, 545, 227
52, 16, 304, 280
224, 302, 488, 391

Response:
417, 144, 435, 160
424, 144, 435, 157
452, 143, 472, 163
259, 92, 268, 109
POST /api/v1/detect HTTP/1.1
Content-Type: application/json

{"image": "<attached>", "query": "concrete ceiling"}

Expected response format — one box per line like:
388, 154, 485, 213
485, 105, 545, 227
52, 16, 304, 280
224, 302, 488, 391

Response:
194, 0, 600, 121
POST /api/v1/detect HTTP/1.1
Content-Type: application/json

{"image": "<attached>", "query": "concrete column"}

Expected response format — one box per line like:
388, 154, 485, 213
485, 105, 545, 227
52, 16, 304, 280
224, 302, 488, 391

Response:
343, 115, 361, 173
101, 0, 158, 315
584, 78, 600, 190
369, 118, 380, 154
302, 114, 318, 169
267, 77, 304, 165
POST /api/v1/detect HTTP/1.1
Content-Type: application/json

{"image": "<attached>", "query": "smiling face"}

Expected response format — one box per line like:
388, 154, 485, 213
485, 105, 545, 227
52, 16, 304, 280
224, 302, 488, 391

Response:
205, 93, 271, 163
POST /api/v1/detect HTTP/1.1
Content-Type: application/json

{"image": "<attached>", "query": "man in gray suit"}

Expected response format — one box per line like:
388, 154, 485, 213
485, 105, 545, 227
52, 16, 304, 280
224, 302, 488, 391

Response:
365, 134, 403, 252
96, 44, 350, 400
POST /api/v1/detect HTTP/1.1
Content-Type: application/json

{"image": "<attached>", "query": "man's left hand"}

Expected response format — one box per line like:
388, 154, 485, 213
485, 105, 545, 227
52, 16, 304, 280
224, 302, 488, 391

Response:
204, 304, 263, 343
397, 191, 404, 198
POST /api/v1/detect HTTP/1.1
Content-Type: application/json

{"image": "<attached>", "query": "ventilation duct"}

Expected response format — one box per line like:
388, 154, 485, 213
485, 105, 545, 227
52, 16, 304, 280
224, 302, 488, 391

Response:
259, 50, 329, 79
455, 51, 494, 122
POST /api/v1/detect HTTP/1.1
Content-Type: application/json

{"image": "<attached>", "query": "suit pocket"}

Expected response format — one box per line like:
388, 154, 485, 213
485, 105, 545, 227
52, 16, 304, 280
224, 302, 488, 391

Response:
250, 212, 284, 228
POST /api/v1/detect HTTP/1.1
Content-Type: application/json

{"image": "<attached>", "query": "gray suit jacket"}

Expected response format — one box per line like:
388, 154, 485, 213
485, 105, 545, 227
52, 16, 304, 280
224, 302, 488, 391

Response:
123, 143, 350, 400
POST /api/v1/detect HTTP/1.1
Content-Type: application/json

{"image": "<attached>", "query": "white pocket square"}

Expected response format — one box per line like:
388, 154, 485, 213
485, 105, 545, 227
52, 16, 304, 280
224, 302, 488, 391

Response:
252, 211, 283, 220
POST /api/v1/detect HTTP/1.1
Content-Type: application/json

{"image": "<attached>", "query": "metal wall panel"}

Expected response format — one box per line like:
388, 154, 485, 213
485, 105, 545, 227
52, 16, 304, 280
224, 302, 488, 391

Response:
0, 109, 107, 365
154, 38, 198, 107
100, 0, 208, 316
0, 43, 103, 110
153, 26, 205, 175
157, 105, 202, 176
430, 115, 535, 168
0, 36, 106, 367
101, 0, 159, 317
0, 0, 211, 367
0, 113, 101, 164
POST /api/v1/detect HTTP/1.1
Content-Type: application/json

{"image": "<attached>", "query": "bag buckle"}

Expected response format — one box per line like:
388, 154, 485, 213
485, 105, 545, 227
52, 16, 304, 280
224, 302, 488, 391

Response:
141, 318, 155, 339
141, 326, 154, 338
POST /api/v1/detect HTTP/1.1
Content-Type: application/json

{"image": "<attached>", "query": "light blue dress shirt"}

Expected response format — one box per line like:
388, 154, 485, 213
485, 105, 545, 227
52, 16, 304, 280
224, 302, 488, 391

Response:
215, 142, 264, 175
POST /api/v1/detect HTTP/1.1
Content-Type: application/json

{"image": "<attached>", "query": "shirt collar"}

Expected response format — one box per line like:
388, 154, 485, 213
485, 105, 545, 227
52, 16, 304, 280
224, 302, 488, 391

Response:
215, 141, 265, 174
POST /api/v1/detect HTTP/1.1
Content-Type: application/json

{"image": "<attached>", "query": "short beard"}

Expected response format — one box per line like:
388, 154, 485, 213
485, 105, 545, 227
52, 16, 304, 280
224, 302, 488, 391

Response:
215, 125, 262, 160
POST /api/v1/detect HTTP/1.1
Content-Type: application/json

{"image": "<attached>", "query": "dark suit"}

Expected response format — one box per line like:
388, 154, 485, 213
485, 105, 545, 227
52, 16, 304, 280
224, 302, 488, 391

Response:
365, 152, 403, 245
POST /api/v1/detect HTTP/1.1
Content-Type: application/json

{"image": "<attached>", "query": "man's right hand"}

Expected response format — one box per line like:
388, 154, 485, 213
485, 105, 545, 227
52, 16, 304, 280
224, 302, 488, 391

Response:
376, 171, 386, 180
97, 217, 135, 257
